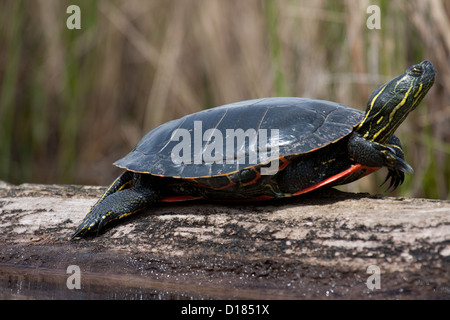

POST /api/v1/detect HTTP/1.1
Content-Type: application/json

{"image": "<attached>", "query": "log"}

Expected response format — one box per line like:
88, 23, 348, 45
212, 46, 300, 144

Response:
0, 180, 449, 299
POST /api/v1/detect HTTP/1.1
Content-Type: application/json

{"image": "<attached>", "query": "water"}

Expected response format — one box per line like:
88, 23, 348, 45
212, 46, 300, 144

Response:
0, 264, 215, 300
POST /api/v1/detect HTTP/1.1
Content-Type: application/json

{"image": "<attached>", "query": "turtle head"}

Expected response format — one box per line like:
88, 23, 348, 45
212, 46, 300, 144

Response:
356, 60, 436, 143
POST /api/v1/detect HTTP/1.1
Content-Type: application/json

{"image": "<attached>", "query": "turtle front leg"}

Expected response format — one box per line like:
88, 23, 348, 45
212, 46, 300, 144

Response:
379, 135, 414, 191
348, 133, 413, 191
71, 172, 160, 238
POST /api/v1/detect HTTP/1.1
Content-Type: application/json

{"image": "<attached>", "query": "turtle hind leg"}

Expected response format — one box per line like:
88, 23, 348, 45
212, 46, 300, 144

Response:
88, 170, 134, 209
71, 172, 161, 239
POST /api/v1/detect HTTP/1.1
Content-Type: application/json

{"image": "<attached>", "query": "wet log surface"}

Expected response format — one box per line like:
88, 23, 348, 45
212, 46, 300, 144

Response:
0, 180, 449, 299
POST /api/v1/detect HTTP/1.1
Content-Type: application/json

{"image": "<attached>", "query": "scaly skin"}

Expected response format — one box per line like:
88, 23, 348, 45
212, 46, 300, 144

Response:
72, 61, 436, 238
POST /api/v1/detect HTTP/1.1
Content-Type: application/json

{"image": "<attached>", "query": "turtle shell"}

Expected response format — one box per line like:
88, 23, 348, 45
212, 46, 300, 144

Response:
114, 97, 364, 177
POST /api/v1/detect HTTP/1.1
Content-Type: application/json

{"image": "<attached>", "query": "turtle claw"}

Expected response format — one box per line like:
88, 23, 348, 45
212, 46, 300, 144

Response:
71, 218, 99, 239
394, 155, 414, 175
70, 228, 83, 239
381, 168, 404, 192
377, 142, 413, 192
380, 158, 413, 192
71, 209, 106, 239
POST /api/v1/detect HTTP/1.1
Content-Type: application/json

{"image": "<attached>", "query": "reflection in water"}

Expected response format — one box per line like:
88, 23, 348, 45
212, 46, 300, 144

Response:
0, 264, 214, 300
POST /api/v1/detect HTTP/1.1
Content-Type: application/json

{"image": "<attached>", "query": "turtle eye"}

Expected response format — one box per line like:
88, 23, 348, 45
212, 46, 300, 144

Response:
410, 64, 424, 76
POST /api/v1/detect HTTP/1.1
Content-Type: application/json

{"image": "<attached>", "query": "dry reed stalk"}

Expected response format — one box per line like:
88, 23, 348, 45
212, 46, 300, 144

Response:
0, 0, 448, 198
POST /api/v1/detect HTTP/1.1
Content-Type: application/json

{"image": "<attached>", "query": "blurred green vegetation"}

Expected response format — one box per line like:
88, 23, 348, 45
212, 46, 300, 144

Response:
0, 0, 449, 199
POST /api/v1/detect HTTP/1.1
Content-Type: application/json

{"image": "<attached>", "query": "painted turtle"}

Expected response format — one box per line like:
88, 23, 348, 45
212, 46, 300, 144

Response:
72, 60, 435, 238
